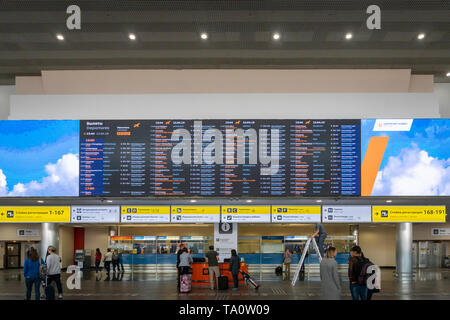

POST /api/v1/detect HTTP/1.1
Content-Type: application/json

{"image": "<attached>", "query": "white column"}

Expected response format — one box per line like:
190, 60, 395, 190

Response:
396, 222, 413, 281
40, 223, 59, 259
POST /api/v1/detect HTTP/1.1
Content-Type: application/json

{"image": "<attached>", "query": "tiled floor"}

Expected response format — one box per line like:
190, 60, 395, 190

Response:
0, 268, 449, 300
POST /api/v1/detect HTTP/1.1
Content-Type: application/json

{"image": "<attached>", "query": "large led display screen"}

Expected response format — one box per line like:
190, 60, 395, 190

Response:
0, 120, 79, 197
362, 119, 450, 196
79, 119, 361, 197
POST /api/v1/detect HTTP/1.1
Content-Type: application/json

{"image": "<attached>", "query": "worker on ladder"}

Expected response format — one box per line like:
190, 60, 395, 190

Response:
311, 223, 327, 258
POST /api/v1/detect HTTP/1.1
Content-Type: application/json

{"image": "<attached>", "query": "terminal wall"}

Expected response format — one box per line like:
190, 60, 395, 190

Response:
359, 224, 397, 267
59, 226, 74, 268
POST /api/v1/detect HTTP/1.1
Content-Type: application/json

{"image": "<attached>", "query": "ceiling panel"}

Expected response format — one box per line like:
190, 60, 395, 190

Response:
0, 0, 448, 85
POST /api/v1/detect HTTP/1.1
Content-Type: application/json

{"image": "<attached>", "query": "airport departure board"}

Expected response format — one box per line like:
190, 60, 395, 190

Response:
79, 120, 360, 197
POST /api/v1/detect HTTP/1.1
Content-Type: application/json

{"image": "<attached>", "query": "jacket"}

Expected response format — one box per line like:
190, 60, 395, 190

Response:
24, 258, 40, 279
229, 255, 240, 274
348, 256, 364, 283
320, 257, 341, 300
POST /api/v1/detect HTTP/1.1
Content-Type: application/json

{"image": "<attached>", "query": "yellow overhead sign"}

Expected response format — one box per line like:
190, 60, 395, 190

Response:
272, 206, 321, 215
121, 206, 170, 215
0, 206, 70, 223
372, 206, 446, 223
221, 206, 271, 214
171, 206, 220, 214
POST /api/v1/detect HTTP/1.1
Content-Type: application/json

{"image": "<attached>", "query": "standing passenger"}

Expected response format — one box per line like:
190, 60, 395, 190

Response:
348, 246, 368, 300
103, 248, 113, 275
229, 249, 241, 291
283, 249, 292, 281
320, 247, 341, 300
95, 248, 102, 273
205, 245, 220, 290
176, 244, 186, 291
45, 246, 63, 300
112, 249, 120, 272
24, 248, 41, 300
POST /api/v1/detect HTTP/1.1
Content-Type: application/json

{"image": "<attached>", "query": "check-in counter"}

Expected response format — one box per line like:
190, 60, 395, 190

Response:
190, 261, 249, 286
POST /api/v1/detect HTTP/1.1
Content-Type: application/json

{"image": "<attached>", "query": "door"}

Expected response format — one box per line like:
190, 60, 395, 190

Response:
5, 242, 21, 269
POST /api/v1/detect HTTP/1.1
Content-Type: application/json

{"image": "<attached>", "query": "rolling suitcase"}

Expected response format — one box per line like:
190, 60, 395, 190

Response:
218, 276, 229, 290
240, 271, 260, 290
180, 273, 192, 293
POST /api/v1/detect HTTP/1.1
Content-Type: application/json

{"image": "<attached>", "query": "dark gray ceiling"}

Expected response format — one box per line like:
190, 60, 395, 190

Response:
0, 0, 449, 85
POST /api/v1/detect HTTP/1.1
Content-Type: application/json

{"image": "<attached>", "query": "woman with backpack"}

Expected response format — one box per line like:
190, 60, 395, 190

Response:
283, 249, 292, 280
348, 246, 368, 300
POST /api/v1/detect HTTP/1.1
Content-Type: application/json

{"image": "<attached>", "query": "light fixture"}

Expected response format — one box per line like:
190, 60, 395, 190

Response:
272, 33, 280, 40
345, 32, 353, 40
417, 33, 426, 40
37, 200, 44, 204
106, 200, 113, 203
446, 72, 450, 77
386, 200, 392, 203
246, 200, 253, 203
316, 200, 322, 203
128, 33, 137, 40
190, 199, 197, 203
200, 33, 208, 40
56, 34, 64, 41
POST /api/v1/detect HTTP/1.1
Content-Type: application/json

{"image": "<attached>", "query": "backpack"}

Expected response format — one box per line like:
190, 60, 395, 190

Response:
275, 266, 283, 276
39, 258, 47, 279
358, 258, 374, 286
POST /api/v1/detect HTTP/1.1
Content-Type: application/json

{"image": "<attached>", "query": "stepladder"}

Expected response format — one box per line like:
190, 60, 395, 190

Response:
291, 237, 323, 286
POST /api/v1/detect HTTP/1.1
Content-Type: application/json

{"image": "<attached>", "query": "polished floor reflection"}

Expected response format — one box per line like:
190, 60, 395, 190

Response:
0, 268, 448, 300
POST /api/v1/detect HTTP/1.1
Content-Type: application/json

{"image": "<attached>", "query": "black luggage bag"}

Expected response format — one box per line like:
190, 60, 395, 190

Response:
218, 276, 229, 290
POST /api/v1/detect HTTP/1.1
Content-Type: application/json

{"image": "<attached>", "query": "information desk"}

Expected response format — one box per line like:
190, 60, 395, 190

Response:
190, 262, 249, 287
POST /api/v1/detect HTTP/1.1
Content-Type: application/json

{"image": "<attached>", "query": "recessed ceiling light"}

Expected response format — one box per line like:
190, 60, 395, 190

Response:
56, 34, 64, 41
106, 200, 113, 203
246, 200, 253, 203
446, 72, 450, 77
417, 33, 426, 40
128, 33, 136, 40
386, 200, 392, 203
273, 33, 281, 40
200, 33, 208, 40
345, 33, 353, 40
190, 199, 197, 203
316, 200, 322, 203
37, 200, 44, 203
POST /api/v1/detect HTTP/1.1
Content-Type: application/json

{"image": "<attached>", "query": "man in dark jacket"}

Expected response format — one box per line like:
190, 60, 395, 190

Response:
348, 246, 368, 300
229, 249, 240, 290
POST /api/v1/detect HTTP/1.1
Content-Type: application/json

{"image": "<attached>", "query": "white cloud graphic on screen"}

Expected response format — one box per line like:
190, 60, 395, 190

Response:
0, 153, 79, 197
372, 146, 450, 196
0, 169, 7, 196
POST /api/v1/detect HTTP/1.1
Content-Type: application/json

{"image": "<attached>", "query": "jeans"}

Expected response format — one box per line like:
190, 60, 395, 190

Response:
95, 260, 101, 272
112, 260, 119, 272
232, 272, 239, 289
315, 234, 327, 258
25, 277, 40, 300
350, 283, 368, 300
47, 274, 63, 295
104, 261, 111, 274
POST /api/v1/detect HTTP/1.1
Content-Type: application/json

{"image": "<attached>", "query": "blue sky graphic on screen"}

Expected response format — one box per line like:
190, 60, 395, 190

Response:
0, 120, 79, 197
362, 119, 450, 196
